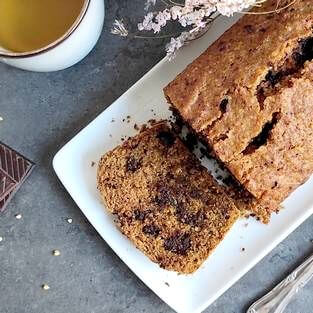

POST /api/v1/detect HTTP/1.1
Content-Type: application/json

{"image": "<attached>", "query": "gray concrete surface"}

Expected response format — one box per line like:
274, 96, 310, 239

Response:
1, 1, 313, 312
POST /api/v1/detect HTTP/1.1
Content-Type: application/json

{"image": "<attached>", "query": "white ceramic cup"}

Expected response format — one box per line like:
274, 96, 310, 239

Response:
0, 0, 105, 72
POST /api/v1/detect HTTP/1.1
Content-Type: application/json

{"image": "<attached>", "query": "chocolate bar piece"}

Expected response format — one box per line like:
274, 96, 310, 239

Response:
0, 168, 16, 201
0, 142, 35, 212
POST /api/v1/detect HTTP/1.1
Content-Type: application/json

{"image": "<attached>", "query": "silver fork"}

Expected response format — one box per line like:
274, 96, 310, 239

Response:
247, 253, 313, 313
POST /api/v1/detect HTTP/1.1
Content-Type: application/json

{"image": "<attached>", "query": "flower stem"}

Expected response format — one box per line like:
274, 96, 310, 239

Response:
242, 0, 296, 14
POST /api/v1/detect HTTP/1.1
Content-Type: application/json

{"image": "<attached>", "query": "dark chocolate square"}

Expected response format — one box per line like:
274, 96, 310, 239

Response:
0, 142, 35, 212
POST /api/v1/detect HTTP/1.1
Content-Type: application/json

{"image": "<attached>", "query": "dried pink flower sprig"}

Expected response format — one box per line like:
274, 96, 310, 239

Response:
138, 0, 261, 33
111, 0, 293, 59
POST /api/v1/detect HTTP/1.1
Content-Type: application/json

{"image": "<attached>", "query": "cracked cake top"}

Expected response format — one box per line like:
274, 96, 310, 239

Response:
164, 0, 313, 214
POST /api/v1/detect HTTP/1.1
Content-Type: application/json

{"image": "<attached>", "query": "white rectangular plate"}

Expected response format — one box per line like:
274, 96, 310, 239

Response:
53, 15, 313, 313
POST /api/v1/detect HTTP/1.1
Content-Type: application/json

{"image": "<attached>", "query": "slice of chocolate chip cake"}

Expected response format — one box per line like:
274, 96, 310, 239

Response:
97, 122, 240, 274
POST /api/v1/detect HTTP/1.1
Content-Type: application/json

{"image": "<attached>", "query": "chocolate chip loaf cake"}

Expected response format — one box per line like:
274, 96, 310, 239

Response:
97, 123, 239, 274
164, 0, 313, 222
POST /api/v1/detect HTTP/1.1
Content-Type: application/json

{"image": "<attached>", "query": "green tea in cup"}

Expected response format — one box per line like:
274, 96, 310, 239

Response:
0, 0, 85, 53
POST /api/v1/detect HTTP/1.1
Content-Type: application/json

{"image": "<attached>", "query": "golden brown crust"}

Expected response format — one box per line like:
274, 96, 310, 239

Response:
97, 123, 239, 274
164, 0, 313, 216
228, 63, 313, 210
165, 0, 312, 140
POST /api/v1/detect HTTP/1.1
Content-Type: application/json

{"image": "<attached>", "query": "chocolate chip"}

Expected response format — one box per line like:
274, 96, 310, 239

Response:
265, 70, 283, 87
157, 130, 175, 147
134, 209, 149, 221
272, 181, 278, 189
219, 99, 228, 113
142, 224, 160, 237
176, 206, 205, 227
293, 51, 303, 66
242, 112, 280, 154
154, 187, 177, 207
164, 233, 191, 255
294, 37, 313, 66
126, 156, 141, 172
184, 132, 198, 151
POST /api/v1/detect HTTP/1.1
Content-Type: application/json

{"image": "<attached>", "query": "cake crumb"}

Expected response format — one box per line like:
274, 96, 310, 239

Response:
15, 214, 22, 220
67, 218, 73, 224
42, 284, 50, 290
134, 124, 139, 131
165, 282, 170, 287
241, 247, 246, 252
52, 250, 61, 256
91, 161, 95, 167
148, 119, 157, 125
140, 124, 147, 132
111, 119, 115, 123
244, 223, 249, 228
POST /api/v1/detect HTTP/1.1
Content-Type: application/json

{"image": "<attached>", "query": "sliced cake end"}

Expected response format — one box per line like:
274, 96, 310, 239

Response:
97, 122, 240, 274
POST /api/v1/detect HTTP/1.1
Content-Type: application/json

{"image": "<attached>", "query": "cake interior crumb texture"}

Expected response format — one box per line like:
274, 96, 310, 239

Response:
97, 123, 240, 274
164, 0, 313, 221
171, 113, 274, 224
